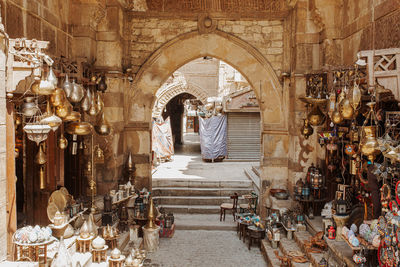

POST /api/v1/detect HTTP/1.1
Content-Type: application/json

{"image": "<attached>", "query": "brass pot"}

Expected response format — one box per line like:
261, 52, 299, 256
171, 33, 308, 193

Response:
307, 105, 325, 126
66, 121, 93, 136
360, 126, 379, 161
64, 111, 81, 122
339, 98, 354, 119
58, 134, 68, 150
56, 100, 73, 119
300, 119, 313, 139
50, 88, 67, 107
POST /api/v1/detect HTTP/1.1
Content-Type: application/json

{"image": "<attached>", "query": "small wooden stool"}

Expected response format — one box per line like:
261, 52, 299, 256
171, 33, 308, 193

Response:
104, 236, 118, 250
92, 245, 108, 263
76, 236, 93, 253
238, 221, 250, 241
108, 255, 125, 267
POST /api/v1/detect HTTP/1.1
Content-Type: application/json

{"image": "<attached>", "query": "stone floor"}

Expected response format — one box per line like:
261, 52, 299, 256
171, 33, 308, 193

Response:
143, 230, 267, 267
153, 133, 258, 181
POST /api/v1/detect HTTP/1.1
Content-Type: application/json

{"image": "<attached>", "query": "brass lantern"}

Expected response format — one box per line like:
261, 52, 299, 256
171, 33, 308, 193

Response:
307, 104, 326, 126
360, 126, 379, 162
300, 119, 314, 139
339, 98, 354, 119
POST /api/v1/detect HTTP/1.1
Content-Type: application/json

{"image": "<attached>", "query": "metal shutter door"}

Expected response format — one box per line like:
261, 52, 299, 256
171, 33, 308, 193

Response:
227, 112, 261, 161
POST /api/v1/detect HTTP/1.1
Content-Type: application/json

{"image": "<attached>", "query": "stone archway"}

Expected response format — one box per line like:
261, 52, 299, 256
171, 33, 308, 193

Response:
152, 71, 208, 118
125, 30, 289, 216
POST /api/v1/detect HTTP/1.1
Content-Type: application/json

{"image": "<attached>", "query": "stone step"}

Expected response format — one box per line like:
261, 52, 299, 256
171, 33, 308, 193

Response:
152, 187, 253, 197
173, 213, 236, 231
278, 237, 311, 267
159, 204, 222, 214
293, 231, 324, 267
244, 167, 260, 193
304, 216, 356, 267
154, 195, 248, 205
261, 239, 283, 267
152, 179, 252, 188
294, 231, 344, 267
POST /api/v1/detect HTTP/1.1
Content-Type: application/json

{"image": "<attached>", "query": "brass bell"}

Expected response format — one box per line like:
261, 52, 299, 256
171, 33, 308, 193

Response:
39, 165, 46, 190
307, 105, 325, 126
300, 119, 313, 139
58, 134, 68, 150
35, 143, 47, 165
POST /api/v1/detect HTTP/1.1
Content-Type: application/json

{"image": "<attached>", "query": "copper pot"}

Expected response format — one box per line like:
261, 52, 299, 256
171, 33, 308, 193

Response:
66, 121, 93, 135
307, 105, 325, 126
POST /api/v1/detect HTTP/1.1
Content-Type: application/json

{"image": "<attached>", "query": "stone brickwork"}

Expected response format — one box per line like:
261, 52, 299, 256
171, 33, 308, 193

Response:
128, 18, 284, 77
2, 0, 73, 57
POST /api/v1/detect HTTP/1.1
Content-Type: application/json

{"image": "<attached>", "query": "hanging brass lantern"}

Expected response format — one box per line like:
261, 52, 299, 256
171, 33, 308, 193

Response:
300, 119, 314, 139
40, 102, 62, 132
47, 67, 58, 87
50, 88, 67, 107
63, 111, 81, 122
58, 134, 68, 150
351, 83, 362, 110
63, 75, 73, 98
94, 112, 112, 136
88, 92, 100, 116
81, 88, 92, 112
360, 126, 379, 162
35, 143, 47, 165
39, 165, 46, 190
94, 146, 104, 163
95, 94, 104, 113
68, 80, 85, 103
32, 77, 55, 96
339, 97, 354, 119
331, 104, 344, 124
307, 104, 326, 126
66, 121, 93, 136
56, 100, 73, 119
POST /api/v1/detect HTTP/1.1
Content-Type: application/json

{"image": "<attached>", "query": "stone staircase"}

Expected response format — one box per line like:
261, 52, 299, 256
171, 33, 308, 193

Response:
262, 216, 356, 267
152, 178, 254, 214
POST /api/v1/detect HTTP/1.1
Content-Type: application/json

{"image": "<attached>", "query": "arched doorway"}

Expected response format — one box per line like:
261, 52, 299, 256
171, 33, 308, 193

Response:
125, 30, 288, 215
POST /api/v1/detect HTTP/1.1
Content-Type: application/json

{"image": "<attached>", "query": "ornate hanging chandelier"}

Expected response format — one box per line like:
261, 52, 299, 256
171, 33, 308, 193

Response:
23, 116, 52, 145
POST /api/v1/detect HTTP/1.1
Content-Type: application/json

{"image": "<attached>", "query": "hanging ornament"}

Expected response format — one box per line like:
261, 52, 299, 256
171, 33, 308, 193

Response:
58, 134, 68, 150
63, 75, 73, 98
88, 91, 100, 116
35, 143, 47, 165
21, 97, 40, 117
39, 165, 46, 190
351, 83, 362, 110
81, 88, 92, 112
68, 80, 85, 103
95, 93, 104, 113
307, 104, 326, 126
40, 102, 62, 132
66, 121, 93, 136
360, 102, 380, 162
23, 117, 52, 145
97, 75, 107, 92
56, 100, 73, 119
47, 67, 58, 87
50, 88, 67, 107
95, 112, 112, 136
300, 119, 314, 139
